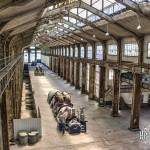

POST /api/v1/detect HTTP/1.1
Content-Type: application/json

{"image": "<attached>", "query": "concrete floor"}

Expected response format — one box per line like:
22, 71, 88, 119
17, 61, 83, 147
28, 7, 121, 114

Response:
11, 65, 150, 150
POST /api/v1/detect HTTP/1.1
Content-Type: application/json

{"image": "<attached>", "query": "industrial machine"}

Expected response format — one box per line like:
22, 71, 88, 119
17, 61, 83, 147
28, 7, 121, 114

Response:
34, 66, 44, 76
31, 61, 37, 66
47, 90, 87, 134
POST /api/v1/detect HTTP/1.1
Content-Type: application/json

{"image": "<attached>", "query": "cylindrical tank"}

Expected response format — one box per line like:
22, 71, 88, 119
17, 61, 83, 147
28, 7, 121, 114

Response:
18, 131, 28, 145
28, 131, 39, 144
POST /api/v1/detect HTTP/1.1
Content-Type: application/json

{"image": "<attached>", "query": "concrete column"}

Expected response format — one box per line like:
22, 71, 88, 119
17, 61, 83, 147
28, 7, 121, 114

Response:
28, 49, 30, 63
60, 47, 63, 78
111, 69, 120, 117
35, 48, 37, 62
67, 46, 70, 82
50, 49, 53, 70
99, 42, 107, 106
0, 92, 9, 150
63, 46, 67, 80
75, 44, 80, 89
137, 36, 144, 66
81, 61, 87, 94
89, 63, 95, 99
88, 42, 96, 100
99, 66, 106, 106
71, 45, 75, 85
0, 99, 4, 150
81, 43, 87, 94
129, 73, 142, 131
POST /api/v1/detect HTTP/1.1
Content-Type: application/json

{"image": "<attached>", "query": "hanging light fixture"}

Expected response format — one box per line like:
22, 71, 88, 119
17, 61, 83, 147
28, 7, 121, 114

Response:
93, 34, 96, 38
136, 15, 141, 30
81, 38, 83, 41
105, 24, 109, 36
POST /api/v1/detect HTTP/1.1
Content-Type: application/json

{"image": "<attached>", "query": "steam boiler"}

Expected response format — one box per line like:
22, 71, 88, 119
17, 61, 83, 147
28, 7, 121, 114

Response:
47, 90, 87, 134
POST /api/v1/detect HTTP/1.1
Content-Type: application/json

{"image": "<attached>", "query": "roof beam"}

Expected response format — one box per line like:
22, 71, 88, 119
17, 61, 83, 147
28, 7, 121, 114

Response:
56, 23, 93, 42
115, 0, 150, 19
62, 19, 102, 41
68, 12, 117, 40
79, 1, 140, 37
47, 18, 100, 41
57, 24, 96, 41
45, 1, 79, 17
51, 28, 81, 43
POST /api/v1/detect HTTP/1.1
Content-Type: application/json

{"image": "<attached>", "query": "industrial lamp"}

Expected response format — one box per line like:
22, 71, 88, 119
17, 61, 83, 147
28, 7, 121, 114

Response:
105, 24, 109, 36
136, 15, 142, 30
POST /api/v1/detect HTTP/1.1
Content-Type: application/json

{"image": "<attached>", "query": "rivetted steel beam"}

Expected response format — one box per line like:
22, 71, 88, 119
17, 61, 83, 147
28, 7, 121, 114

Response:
45, 1, 138, 36
79, 1, 140, 37
68, 12, 117, 40
56, 23, 92, 42
57, 24, 95, 41
51, 28, 81, 43
45, 28, 75, 44
47, 18, 99, 40
115, 0, 150, 19
50, 31, 74, 44
56, 24, 92, 42
45, 1, 79, 17
62, 19, 102, 41
42, 35, 67, 45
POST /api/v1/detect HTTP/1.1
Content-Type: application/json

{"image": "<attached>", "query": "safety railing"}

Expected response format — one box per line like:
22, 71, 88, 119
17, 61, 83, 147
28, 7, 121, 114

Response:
0, 55, 19, 72
0, 54, 23, 98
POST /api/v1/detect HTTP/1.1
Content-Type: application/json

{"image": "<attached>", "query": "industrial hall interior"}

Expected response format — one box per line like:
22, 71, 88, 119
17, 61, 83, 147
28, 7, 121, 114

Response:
0, 0, 150, 150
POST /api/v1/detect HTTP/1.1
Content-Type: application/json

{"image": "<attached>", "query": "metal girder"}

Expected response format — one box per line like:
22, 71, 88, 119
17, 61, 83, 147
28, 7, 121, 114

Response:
115, 0, 150, 19
46, 18, 104, 41
45, 0, 138, 36
41, 35, 66, 45
56, 23, 92, 42
49, 36, 70, 45
50, 31, 74, 44
51, 28, 81, 43
62, 19, 102, 41
55, 24, 88, 42
68, 12, 117, 40
79, 1, 113, 22
45, 1, 79, 17
79, 1, 140, 37
43, 1, 117, 39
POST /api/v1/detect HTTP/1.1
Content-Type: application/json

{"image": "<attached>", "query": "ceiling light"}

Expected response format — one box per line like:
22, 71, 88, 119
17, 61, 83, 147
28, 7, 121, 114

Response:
81, 38, 83, 41
137, 24, 141, 30
136, 15, 142, 30
105, 32, 109, 36
93, 34, 96, 38
105, 24, 109, 36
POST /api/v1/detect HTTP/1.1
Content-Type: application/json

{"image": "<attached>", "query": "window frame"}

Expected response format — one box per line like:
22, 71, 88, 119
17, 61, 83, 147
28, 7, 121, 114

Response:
108, 44, 117, 56
147, 42, 150, 58
87, 46, 93, 59
96, 45, 103, 60
124, 43, 139, 57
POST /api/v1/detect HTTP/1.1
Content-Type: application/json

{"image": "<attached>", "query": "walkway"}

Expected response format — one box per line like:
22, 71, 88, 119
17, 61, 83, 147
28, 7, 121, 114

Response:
11, 65, 150, 150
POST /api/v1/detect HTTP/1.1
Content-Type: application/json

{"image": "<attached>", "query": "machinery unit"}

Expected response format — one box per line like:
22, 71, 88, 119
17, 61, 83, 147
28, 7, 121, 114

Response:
47, 90, 87, 134
34, 66, 44, 76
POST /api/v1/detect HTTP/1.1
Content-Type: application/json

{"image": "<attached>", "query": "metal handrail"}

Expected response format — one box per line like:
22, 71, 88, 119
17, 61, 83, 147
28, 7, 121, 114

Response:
0, 55, 23, 98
